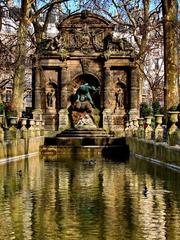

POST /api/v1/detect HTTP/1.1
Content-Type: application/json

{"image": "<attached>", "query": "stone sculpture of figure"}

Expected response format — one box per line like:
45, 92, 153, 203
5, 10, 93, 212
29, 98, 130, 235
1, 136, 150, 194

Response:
71, 83, 98, 128
45, 33, 65, 52
75, 114, 96, 128
75, 82, 97, 108
115, 87, 124, 110
51, 89, 56, 108
47, 89, 56, 108
80, 24, 91, 48
45, 38, 55, 51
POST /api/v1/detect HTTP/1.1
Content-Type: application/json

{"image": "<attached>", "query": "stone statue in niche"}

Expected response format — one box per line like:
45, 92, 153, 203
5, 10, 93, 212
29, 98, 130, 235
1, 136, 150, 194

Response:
47, 88, 56, 108
114, 82, 124, 112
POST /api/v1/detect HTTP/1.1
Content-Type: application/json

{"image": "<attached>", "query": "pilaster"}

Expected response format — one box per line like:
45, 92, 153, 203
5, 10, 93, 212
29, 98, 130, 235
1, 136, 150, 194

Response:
103, 65, 113, 130
129, 67, 139, 120
60, 66, 68, 109
34, 67, 42, 110
58, 65, 69, 131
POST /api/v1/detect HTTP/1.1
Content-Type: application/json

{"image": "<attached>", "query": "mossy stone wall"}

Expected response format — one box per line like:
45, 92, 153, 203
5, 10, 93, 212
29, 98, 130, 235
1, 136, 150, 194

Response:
0, 137, 44, 161
127, 137, 180, 167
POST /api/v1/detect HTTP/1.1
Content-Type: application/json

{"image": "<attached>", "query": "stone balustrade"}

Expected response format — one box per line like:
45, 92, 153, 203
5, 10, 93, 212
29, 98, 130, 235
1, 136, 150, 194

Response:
125, 111, 180, 147
0, 117, 45, 142
0, 117, 45, 162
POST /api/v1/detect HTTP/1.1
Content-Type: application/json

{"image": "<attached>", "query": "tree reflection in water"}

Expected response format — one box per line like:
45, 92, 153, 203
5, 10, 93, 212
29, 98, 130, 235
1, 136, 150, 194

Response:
0, 155, 179, 239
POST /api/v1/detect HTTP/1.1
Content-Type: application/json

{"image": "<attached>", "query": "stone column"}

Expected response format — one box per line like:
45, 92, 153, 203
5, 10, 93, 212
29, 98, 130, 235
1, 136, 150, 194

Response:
103, 66, 113, 130
103, 66, 112, 110
129, 67, 139, 120
33, 67, 42, 121
60, 66, 68, 109
58, 66, 69, 131
34, 67, 41, 110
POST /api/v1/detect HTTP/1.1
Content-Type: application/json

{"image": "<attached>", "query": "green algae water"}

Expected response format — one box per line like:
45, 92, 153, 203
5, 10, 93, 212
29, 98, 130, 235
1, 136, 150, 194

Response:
0, 155, 180, 240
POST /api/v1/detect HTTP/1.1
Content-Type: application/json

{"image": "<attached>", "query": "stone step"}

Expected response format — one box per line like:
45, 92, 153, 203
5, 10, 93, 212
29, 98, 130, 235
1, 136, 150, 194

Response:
45, 136, 126, 146
45, 136, 109, 146
57, 128, 108, 133
44, 128, 125, 147
56, 128, 112, 138
57, 137, 109, 146
57, 134, 110, 138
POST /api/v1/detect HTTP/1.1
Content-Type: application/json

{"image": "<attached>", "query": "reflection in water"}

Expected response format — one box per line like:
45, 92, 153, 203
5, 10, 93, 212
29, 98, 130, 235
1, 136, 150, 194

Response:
0, 155, 180, 239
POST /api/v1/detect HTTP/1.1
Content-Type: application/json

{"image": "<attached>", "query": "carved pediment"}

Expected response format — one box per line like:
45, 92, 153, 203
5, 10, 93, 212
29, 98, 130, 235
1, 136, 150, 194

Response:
43, 11, 113, 54
41, 11, 134, 57
57, 10, 113, 29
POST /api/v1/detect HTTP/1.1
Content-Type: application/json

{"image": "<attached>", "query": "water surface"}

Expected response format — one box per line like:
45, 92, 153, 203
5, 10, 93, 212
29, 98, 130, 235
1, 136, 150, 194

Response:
0, 155, 180, 240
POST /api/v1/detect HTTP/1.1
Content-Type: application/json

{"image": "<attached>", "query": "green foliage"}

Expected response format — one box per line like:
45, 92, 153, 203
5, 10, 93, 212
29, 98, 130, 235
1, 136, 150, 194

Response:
6, 109, 18, 117
59, 49, 68, 61
152, 100, 161, 115
158, 106, 168, 125
0, 103, 5, 114
93, 108, 100, 126
151, 118, 155, 129
168, 105, 178, 111
177, 103, 180, 111
160, 105, 167, 115
103, 50, 111, 60
5, 104, 18, 117
140, 102, 153, 118
37, 39, 48, 50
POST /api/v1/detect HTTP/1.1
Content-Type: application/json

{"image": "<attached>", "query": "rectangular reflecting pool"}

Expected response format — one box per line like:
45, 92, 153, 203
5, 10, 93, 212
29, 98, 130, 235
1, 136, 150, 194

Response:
0, 154, 180, 240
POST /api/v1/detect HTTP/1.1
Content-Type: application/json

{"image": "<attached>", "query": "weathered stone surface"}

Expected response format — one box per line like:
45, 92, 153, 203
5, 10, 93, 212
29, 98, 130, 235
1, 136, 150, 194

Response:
127, 137, 180, 169
32, 11, 139, 132
0, 136, 44, 161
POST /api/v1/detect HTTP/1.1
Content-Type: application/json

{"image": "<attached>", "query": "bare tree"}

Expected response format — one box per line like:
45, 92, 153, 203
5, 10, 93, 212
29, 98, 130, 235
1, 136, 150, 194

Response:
0, 0, 69, 116
143, 57, 164, 102
87, 0, 180, 107
1, 0, 179, 115
0, 3, 18, 103
75, 0, 163, 104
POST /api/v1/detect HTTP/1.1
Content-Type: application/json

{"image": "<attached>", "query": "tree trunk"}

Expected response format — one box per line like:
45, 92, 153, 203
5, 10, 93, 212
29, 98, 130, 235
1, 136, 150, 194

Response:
135, 0, 150, 105
162, 0, 179, 109
12, 24, 27, 116
11, 0, 65, 116
12, 0, 30, 116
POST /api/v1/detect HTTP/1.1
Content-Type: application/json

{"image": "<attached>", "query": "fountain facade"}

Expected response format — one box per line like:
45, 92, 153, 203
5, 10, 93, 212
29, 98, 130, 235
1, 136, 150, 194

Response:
32, 11, 139, 132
